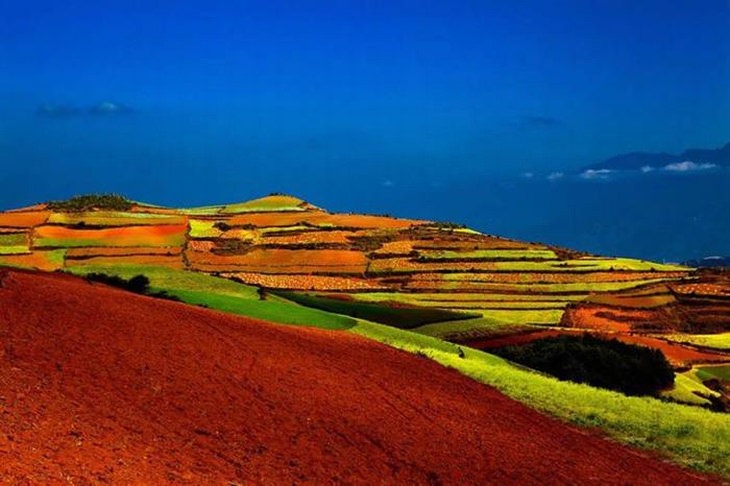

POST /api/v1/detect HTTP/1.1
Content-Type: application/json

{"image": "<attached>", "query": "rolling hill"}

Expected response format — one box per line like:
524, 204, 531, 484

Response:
2, 193, 730, 480
0, 267, 719, 484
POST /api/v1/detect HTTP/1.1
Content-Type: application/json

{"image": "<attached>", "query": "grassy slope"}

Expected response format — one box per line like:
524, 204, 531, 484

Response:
350, 320, 730, 477
10, 261, 730, 477
67, 265, 355, 330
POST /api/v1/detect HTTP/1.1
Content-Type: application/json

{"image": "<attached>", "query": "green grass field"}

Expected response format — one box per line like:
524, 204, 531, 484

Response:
418, 249, 559, 260
662, 373, 718, 407
696, 365, 730, 382
67, 265, 355, 330
350, 320, 730, 477
275, 291, 479, 329
0, 232, 29, 254
662, 333, 730, 350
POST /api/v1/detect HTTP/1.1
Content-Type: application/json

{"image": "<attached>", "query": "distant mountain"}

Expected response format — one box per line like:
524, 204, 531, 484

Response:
683, 256, 730, 268
583, 142, 730, 172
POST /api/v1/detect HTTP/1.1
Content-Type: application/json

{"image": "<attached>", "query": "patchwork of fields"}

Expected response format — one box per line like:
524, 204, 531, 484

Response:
1, 194, 729, 407
2, 194, 730, 479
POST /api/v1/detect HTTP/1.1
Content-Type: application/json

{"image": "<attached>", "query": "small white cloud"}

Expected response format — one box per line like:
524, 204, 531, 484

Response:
663, 161, 716, 172
382, 180, 395, 187
640, 165, 654, 173
521, 171, 534, 179
546, 171, 564, 181
580, 169, 613, 180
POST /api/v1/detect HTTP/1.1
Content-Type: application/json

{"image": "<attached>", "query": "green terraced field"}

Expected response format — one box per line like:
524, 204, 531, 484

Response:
188, 219, 223, 238
47, 211, 185, 226
412, 316, 534, 340
696, 365, 730, 382
661, 373, 719, 407
0, 232, 29, 254
417, 249, 559, 260
275, 291, 479, 329
220, 195, 310, 213
662, 333, 730, 350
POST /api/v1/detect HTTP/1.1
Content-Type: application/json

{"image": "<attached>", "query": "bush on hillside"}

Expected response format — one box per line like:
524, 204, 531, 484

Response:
84, 273, 180, 302
47, 194, 133, 212
491, 334, 675, 396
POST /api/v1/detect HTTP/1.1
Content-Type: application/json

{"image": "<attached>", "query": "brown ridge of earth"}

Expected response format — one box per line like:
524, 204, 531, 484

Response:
0, 268, 721, 485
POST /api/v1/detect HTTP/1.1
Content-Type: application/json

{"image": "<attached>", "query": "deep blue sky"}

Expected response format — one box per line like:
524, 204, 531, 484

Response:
1, 1, 729, 259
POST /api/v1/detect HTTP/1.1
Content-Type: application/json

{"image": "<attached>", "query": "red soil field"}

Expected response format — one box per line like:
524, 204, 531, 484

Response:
0, 252, 65, 271
222, 272, 388, 291
0, 211, 50, 228
187, 248, 368, 274
34, 224, 188, 247
0, 268, 716, 485
66, 247, 183, 258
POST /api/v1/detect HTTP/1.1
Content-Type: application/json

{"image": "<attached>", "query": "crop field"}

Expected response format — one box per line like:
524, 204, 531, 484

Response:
0, 211, 50, 228
403, 279, 674, 293
371, 240, 415, 255
661, 333, 730, 350
417, 249, 559, 260
34, 224, 187, 248
275, 291, 479, 329
410, 238, 539, 251
189, 219, 223, 238
0, 232, 29, 254
65, 254, 185, 269
47, 211, 186, 226
368, 257, 689, 274
662, 373, 719, 407
221, 272, 389, 291
695, 365, 730, 381
220, 194, 311, 213
410, 271, 688, 284
673, 282, 730, 296
65, 247, 183, 258
261, 230, 355, 245
585, 293, 676, 308
0, 250, 66, 271
412, 317, 535, 340
187, 248, 368, 274
227, 211, 423, 229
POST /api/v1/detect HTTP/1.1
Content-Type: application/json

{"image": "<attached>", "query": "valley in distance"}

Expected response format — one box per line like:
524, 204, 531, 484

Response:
1, 193, 728, 484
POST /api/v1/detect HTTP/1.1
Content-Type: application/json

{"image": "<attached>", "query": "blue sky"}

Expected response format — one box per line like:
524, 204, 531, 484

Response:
0, 1, 729, 260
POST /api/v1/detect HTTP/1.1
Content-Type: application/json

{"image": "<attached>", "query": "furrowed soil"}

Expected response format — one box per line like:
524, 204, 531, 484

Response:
0, 268, 719, 485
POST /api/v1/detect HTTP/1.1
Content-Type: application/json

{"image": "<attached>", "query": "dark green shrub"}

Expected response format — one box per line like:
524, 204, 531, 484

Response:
491, 334, 675, 396
47, 194, 133, 212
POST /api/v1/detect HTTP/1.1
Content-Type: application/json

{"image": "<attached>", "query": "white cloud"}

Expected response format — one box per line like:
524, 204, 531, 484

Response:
546, 171, 564, 181
580, 169, 613, 180
521, 171, 535, 179
382, 180, 395, 187
663, 161, 717, 172
640, 165, 654, 173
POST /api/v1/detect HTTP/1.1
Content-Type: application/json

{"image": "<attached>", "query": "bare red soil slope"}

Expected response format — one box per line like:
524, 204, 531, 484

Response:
0, 269, 717, 485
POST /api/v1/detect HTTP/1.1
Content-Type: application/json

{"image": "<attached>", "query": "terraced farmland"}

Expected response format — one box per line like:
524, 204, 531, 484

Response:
3, 193, 730, 480
1, 193, 729, 410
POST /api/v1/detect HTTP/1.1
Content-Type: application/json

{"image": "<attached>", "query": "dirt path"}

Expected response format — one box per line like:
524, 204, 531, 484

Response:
0, 269, 720, 484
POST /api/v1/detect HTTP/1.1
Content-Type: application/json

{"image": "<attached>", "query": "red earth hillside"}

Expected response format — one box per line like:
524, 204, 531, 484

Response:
0, 268, 719, 485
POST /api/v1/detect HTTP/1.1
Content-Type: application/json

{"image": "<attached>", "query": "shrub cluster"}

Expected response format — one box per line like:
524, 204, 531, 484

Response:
47, 194, 133, 212
84, 273, 180, 301
491, 334, 675, 396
